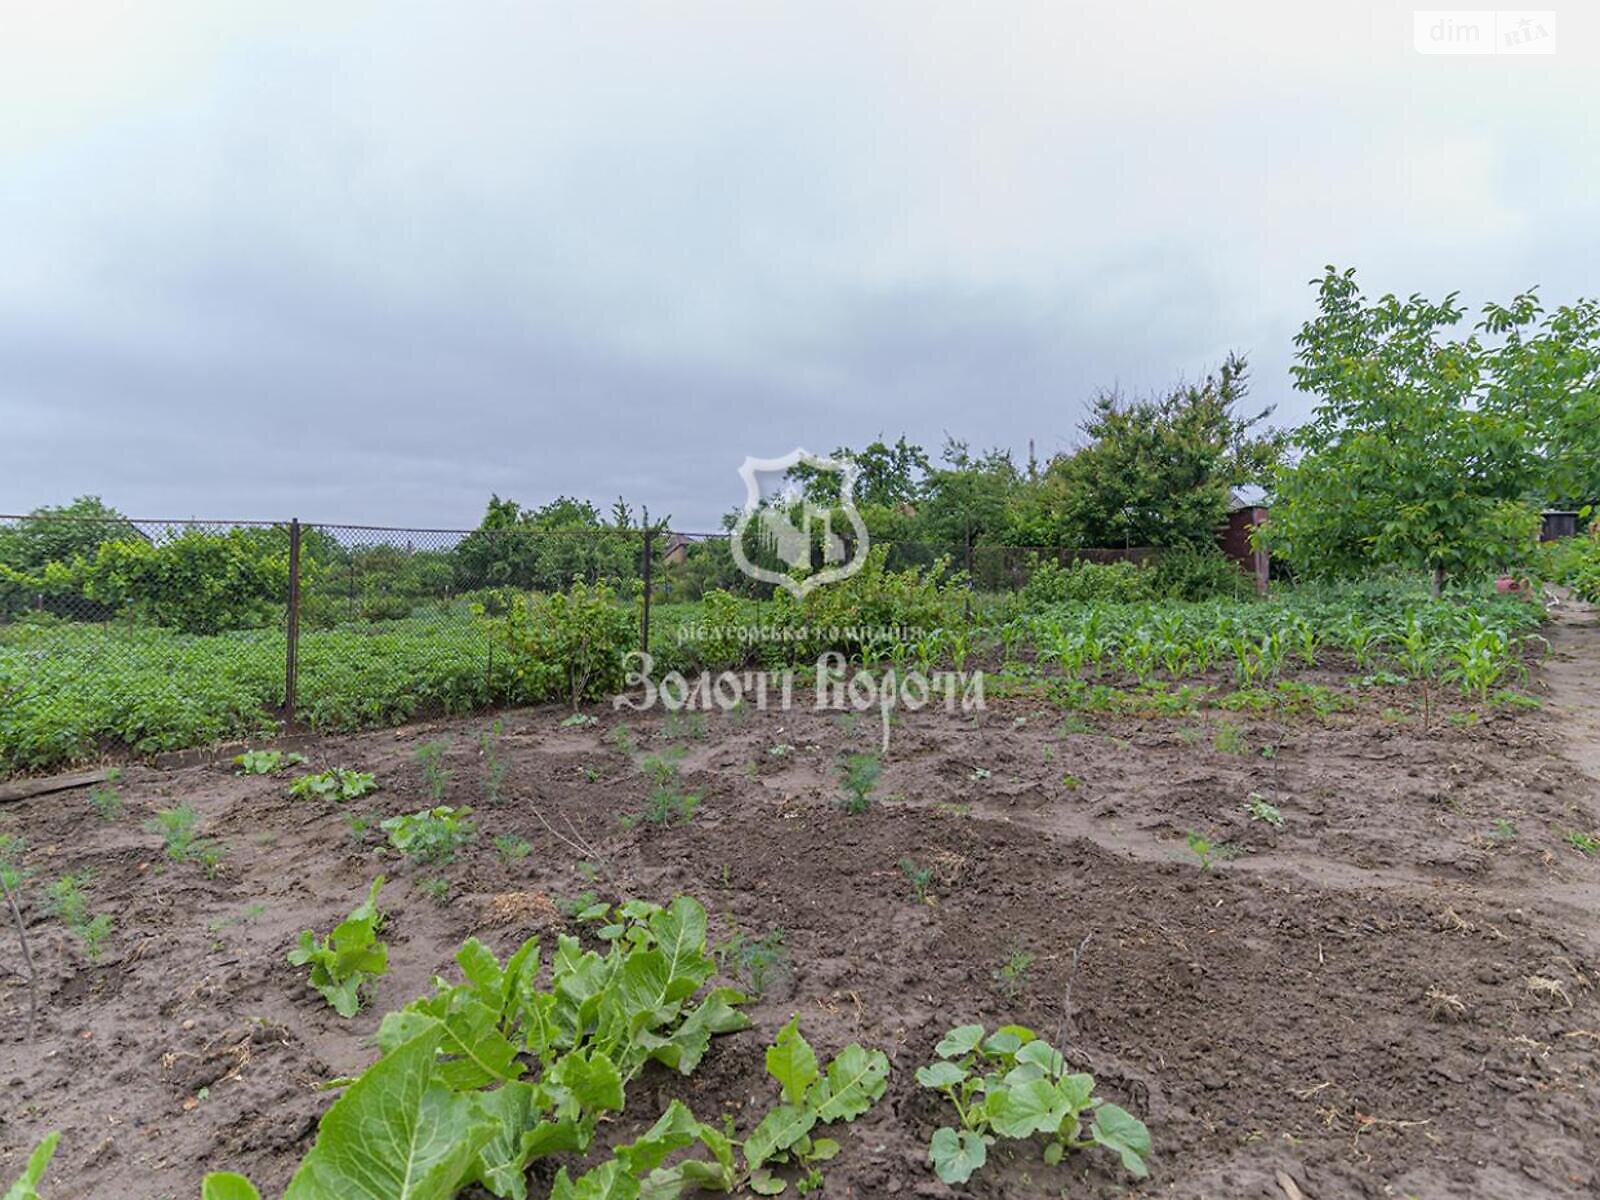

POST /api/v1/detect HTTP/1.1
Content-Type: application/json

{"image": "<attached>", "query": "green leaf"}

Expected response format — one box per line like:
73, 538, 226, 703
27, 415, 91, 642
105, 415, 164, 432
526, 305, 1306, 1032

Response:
551, 1160, 640, 1200
748, 1167, 787, 1195
550, 1048, 625, 1115
615, 1101, 707, 1176
4, 1134, 59, 1200
808, 1137, 840, 1162
935, 1025, 984, 1058
644, 987, 748, 1075
915, 1061, 967, 1090
987, 1077, 1069, 1139
981, 1029, 1025, 1057
928, 1127, 986, 1185
1013, 1040, 1064, 1076
765, 1015, 819, 1105
1090, 1103, 1152, 1179
811, 1045, 889, 1123
743, 1104, 817, 1170
466, 1081, 544, 1200
201, 1176, 262, 1200
282, 1024, 500, 1200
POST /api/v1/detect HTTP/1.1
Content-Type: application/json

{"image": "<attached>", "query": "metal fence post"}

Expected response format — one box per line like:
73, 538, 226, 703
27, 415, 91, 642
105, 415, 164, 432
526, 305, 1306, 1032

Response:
640, 527, 654, 657
285, 518, 302, 724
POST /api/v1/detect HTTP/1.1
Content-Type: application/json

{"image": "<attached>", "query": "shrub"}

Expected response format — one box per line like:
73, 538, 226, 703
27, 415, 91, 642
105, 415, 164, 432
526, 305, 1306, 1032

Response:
63, 529, 288, 635
1151, 546, 1245, 601
1020, 558, 1157, 607
482, 580, 636, 707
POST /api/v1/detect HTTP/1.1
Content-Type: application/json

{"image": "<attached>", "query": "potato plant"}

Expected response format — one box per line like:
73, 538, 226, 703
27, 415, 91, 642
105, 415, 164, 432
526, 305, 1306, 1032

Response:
917, 1023, 1151, 1184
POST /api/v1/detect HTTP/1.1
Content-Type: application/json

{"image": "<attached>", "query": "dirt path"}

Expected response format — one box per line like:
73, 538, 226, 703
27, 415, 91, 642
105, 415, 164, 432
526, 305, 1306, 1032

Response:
1542, 596, 1600, 784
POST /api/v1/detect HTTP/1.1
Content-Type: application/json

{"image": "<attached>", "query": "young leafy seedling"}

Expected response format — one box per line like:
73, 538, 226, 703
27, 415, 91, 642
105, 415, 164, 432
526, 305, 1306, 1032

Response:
44, 873, 114, 961
290, 768, 378, 803
87, 767, 123, 820
899, 857, 935, 905
838, 751, 882, 814
715, 926, 790, 999
382, 806, 474, 864
415, 740, 452, 803
992, 946, 1035, 1000
494, 834, 532, 863
479, 721, 508, 806
287, 877, 387, 1018
918, 1023, 1152, 1185
234, 749, 307, 776
1245, 795, 1285, 828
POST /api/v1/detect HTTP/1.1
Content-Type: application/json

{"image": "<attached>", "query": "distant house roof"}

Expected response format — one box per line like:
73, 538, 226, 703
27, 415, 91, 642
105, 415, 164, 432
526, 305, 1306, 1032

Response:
1227, 485, 1269, 512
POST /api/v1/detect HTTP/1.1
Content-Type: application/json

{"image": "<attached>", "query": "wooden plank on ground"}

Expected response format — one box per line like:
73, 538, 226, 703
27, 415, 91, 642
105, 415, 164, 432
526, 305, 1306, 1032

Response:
0, 769, 112, 805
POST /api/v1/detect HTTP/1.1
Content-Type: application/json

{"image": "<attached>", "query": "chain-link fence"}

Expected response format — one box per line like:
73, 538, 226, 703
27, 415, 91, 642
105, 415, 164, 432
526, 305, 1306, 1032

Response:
0, 513, 1158, 774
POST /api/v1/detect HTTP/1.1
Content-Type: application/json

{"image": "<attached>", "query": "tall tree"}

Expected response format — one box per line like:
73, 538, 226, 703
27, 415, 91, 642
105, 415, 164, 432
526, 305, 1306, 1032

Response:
1269, 267, 1570, 585
1007, 353, 1279, 549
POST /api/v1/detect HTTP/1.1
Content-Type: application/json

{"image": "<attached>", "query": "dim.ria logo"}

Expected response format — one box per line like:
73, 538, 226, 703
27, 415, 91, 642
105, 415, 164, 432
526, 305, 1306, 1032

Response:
730, 449, 870, 598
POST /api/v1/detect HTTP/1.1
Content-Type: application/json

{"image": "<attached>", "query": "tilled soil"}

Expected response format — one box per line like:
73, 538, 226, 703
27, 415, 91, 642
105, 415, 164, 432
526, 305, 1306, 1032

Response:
2, 627, 1598, 1200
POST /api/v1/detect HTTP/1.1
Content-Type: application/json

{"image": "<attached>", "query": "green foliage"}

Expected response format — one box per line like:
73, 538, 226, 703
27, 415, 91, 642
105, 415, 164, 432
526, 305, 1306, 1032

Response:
1151, 546, 1245, 602
379, 806, 474, 866
1245, 795, 1285, 828
234, 749, 306, 775
1020, 558, 1157, 607
899, 857, 934, 905
58, 528, 289, 635
382, 806, 474, 863
764, 546, 957, 664
624, 750, 699, 828
992, 947, 1035, 1000
1564, 830, 1599, 856
44, 873, 113, 960
287, 877, 388, 1018
482, 581, 636, 708
418, 877, 453, 904
493, 835, 532, 863
1542, 522, 1600, 602
452, 494, 647, 594
480, 721, 508, 805
1269, 267, 1591, 582
3, 1132, 59, 1200
715, 926, 790, 999
87, 768, 122, 820
1007, 353, 1280, 550
290, 768, 378, 802
145, 805, 213, 865
415, 740, 453, 802
837, 751, 881, 814
918, 1023, 1151, 1184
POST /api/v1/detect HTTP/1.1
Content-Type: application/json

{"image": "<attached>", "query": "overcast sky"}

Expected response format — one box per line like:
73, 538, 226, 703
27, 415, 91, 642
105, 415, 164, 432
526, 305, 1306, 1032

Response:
1, 2, 1595, 530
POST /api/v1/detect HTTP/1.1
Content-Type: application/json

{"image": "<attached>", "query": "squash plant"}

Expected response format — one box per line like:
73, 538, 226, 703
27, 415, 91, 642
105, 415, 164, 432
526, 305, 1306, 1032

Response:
917, 1023, 1151, 1185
